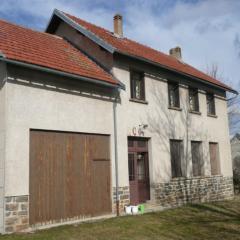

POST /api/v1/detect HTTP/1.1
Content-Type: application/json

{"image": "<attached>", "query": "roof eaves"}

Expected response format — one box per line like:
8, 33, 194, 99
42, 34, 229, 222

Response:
50, 9, 116, 54
116, 50, 238, 94
0, 56, 120, 89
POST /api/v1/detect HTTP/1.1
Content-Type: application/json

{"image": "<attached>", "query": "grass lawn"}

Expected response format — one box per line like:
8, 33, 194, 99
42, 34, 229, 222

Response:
1, 196, 240, 240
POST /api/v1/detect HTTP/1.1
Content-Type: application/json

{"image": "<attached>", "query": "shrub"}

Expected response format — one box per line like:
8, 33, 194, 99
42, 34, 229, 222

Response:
233, 168, 240, 194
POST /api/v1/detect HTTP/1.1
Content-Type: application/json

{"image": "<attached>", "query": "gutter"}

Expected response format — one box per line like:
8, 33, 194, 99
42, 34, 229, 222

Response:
113, 92, 120, 216
0, 57, 121, 89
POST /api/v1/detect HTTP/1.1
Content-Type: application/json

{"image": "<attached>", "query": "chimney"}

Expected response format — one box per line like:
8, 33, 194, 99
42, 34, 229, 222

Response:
169, 46, 182, 60
114, 14, 123, 38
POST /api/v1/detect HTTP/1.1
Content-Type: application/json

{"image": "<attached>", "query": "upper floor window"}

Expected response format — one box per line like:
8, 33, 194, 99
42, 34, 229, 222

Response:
168, 82, 180, 108
206, 93, 215, 115
189, 88, 199, 112
130, 71, 145, 101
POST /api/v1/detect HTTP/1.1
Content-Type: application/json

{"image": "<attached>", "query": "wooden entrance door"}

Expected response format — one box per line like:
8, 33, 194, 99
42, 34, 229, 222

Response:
29, 130, 111, 225
128, 138, 150, 205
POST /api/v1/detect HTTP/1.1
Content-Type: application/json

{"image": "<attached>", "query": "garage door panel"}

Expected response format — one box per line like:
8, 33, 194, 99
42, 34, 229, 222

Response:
29, 131, 111, 225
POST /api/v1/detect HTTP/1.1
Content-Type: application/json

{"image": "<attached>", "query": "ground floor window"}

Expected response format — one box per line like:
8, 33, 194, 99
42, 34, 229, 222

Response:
191, 141, 204, 176
170, 140, 184, 178
209, 142, 221, 175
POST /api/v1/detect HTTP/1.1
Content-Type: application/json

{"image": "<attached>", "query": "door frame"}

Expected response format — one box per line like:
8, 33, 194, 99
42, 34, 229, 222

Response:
128, 136, 150, 205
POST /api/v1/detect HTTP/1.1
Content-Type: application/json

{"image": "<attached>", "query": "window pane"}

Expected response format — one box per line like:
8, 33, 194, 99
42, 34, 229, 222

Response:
128, 153, 135, 181
189, 88, 199, 111
135, 79, 141, 99
130, 71, 145, 100
128, 139, 134, 147
170, 140, 183, 178
168, 82, 179, 108
137, 153, 146, 180
137, 140, 146, 148
207, 93, 215, 115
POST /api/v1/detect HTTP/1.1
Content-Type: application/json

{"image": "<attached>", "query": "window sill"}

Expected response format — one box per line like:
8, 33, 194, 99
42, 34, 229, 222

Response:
189, 110, 201, 115
129, 98, 148, 105
168, 106, 182, 111
207, 114, 217, 118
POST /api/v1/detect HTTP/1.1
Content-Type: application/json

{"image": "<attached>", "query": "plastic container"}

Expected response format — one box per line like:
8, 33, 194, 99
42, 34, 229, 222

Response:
125, 206, 132, 214
138, 204, 145, 214
131, 205, 138, 214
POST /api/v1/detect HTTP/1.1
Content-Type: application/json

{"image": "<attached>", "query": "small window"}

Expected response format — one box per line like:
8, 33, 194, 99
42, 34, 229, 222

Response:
170, 140, 184, 178
206, 93, 216, 115
130, 71, 145, 100
209, 142, 221, 175
137, 153, 146, 180
168, 82, 180, 108
189, 88, 199, 112
128, 153, 135, 181
191, 141, 203, 176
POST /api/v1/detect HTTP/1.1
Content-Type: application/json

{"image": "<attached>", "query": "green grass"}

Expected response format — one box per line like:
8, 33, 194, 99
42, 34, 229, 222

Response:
1, 196, 240, 240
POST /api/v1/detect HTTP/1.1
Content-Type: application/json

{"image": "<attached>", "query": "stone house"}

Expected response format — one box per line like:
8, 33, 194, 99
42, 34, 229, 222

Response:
0, 9, 237, 233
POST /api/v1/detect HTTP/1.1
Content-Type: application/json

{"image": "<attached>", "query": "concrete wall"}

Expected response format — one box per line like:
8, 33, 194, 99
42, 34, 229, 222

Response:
4, 65, 116, 197
113, 57, 232, 196
0, 61, 7, 232
55, 21, 114, 71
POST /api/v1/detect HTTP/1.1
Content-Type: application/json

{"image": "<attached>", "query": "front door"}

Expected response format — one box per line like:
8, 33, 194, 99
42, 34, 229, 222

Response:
128, 137, 150, 205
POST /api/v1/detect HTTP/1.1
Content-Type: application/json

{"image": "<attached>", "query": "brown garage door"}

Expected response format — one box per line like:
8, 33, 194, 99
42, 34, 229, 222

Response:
29, 130, 111, 225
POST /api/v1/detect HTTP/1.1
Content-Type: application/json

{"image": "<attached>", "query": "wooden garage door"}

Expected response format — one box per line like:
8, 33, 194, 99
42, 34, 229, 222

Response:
29, 130, 111, 225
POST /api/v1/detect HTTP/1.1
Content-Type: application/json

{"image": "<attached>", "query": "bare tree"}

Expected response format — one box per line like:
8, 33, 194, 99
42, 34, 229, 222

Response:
206, 63, 240, 135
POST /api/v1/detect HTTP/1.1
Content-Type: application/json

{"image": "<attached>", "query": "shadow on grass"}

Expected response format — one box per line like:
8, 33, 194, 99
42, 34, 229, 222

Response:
189, 202, 240, 219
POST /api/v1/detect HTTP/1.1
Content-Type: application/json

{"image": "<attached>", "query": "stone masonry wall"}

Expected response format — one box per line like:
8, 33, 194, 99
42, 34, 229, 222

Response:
113, 186, 130, 214
153, 176, 234, 207
5, 195, 29, 233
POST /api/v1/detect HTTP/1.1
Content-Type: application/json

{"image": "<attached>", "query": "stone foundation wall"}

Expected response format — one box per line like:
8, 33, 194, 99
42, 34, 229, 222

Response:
153, 176, 234, 207
113, 186, 130, 214
4, 195, 29, 233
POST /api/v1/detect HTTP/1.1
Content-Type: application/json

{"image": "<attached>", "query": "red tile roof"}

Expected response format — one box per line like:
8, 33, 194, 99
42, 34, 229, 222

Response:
63, 11, 234, 92
0, 19, 117, 85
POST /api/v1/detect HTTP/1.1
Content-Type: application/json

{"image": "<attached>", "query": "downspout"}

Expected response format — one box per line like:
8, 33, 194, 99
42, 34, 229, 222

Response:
113, 89, 120, 216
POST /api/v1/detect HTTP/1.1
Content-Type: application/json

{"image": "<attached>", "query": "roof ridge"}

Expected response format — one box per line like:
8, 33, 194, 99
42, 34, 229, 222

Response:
60, 10, 114, 35
0, 18, 62, 40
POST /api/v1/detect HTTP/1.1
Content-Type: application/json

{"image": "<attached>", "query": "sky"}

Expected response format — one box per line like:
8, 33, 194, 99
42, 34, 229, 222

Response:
0, 0, 240, 132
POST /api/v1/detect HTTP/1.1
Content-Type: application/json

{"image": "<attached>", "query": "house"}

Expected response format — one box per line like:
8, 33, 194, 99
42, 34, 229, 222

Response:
0, 9, 236, 233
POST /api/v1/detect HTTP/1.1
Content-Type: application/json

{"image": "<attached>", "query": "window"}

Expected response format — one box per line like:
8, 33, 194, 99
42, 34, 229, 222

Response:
168, 82, 180, 108
206, 93, 216, 115
209, 142, 221, 175
137, 153, 146, 180
189, 88, 199, 112
191, 141, 203, 176
128, 153, 135, 181
170, 140, 184, 178
130, 71, 145, 100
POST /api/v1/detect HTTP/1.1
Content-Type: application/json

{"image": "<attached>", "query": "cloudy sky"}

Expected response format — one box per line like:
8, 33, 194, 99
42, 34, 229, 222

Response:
0, 0, 239, 88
